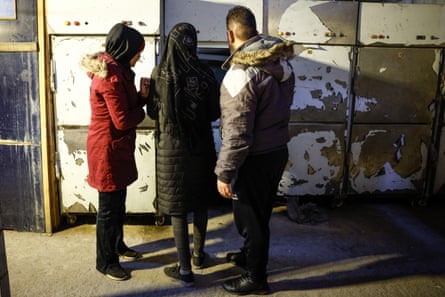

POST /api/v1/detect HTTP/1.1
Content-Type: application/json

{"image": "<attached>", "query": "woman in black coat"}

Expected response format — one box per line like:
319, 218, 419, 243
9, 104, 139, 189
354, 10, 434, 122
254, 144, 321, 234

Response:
146, 22, 220, 287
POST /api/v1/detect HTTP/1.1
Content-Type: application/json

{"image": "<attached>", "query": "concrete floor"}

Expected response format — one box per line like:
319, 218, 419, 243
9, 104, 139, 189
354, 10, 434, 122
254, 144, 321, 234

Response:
2, 197, 445, 297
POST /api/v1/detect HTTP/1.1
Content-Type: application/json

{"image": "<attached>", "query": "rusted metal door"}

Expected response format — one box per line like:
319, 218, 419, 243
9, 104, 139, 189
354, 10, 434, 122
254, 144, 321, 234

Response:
349, 1, 444, 198
47, 0, 160, 217
274, 1, 358, 198
279, 45, 352, 197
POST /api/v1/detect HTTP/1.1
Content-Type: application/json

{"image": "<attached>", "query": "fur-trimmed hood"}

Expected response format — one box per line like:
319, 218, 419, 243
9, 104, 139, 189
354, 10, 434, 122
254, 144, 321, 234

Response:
222, 35, 295, 70
79, 51, 109, 79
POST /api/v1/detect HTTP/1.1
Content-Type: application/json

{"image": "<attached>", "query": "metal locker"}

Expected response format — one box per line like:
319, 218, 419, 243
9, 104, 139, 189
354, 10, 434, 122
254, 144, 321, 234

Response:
47, 0, 161, 216
164, 0, 263, 43
277, 44, 351, 197
46, 0, 160, 35
277, 0, 358, 45
57, 129, 157, 214
354, 47, 439, 124
289, 44, 352, 122
348, 125, 430, 195
279, 124, 345, 197
350, 45, 439, 196
359, 3, 445, 47
51, 36, 156, 127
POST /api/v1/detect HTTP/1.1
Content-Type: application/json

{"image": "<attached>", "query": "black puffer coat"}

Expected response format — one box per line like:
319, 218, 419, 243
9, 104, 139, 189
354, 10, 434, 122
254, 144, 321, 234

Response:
147, 23, 220, 216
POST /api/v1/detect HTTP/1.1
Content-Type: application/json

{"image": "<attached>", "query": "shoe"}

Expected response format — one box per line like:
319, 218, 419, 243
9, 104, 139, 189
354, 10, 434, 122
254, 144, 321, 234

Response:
223, 273, 270, 295
226, 248, 247, 267
164, 264, 194, 287
118, 248, 142, 260
104, 263, 130, 281
192, 252, 206, 269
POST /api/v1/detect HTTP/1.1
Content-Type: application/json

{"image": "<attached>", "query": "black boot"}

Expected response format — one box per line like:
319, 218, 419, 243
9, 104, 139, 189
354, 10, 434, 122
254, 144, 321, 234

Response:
223, 272, 270, 295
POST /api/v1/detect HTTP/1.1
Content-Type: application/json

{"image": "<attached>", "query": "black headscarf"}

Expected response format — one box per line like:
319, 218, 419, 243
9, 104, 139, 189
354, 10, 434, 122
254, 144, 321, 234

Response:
151, 22, 218, 149
105, 23, 145, 66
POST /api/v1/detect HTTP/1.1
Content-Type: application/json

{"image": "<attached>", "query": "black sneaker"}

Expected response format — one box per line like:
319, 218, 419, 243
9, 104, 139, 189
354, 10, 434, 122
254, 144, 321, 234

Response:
118, 248, 142, 260
223, 273, 270, 295
192, 252, 206, 269
104, 263, 130, 281
164, 264, 194, 287
226, 248, 247, 267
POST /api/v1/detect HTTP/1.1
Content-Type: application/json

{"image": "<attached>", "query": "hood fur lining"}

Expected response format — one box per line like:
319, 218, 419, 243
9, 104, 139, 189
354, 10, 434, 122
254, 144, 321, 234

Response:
79, 52, 108, 79
230, 40, 295, 68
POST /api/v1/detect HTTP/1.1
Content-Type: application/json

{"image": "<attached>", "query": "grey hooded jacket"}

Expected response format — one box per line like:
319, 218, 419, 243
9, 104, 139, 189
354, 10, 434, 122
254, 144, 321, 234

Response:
215, 35, 295, 184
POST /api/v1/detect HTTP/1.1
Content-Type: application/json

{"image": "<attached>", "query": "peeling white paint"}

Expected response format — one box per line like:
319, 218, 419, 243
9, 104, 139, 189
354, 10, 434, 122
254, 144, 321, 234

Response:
52, 36, 156, 126
164, 0, 263, 43
279, 130, 342, 196
359, 3, 445, 46
290, 46, 350, 111
350, 129, 386, 164
47, 0, 160, 35
51, 35, 159, 214
432, 49, 442, 75
57, 130, 157, 213
350, 130, 427, 193
278, 0, 332, 44
57, 131, 96, 212
352, 163, 415, 193
52, 37, 104, 126
355, 96, 378, 113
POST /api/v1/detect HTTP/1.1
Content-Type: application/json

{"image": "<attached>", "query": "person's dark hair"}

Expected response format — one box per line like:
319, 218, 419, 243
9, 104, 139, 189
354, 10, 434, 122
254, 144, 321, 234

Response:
226, 5, 257, 41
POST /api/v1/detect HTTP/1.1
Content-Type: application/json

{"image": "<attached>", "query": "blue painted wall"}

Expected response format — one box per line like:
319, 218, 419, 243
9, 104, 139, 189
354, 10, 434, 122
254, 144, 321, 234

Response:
0, 0, 44, 231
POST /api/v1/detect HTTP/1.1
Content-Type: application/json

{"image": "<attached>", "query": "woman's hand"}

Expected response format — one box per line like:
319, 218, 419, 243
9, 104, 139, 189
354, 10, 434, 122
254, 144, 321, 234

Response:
139, 77, 150, 98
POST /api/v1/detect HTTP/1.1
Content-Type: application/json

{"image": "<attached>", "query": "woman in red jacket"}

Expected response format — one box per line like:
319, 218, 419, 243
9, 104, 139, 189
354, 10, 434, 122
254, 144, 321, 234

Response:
80, 23, 150, 281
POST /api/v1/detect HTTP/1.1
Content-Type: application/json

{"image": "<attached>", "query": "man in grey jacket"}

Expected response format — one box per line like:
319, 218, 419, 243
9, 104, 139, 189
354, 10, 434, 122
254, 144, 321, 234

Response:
215, 5, 295, 295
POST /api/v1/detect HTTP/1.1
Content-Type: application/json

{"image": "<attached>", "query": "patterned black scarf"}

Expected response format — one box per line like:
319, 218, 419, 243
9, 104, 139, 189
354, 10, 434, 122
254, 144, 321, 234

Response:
151, 23, 218, 149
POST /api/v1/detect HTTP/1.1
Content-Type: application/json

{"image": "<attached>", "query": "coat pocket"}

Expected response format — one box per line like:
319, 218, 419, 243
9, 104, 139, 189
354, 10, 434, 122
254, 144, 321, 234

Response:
109, 134, 135, 160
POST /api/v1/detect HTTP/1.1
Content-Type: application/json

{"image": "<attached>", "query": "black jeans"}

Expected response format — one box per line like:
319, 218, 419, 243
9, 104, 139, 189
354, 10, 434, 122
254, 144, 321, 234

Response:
96, 189, 128, 273
171, 207, 208, 271
232, 147, 288, 281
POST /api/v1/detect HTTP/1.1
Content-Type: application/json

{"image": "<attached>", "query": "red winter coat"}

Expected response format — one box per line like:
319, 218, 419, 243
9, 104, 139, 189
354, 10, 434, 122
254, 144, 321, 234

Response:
80, 52, 146, 192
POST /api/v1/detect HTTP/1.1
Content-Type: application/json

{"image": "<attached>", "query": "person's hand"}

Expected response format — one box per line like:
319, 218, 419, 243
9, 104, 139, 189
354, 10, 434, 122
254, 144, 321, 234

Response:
217, 179, 234, 199
139, 77, 150, 98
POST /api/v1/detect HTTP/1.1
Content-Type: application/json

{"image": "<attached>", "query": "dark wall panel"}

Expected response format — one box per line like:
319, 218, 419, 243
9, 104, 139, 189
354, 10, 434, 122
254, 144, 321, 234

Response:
0, 0, 42, 232
0, 52, 42, 231
0, 0, 37, 42
0, 145, 44, 231
354, 47, 437, 124
0, 52, 39, 142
